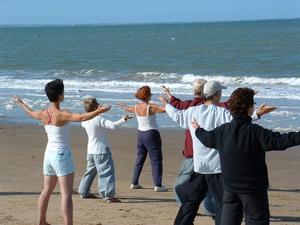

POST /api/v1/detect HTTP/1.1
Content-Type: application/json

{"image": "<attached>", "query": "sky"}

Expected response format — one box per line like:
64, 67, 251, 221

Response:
0, 0, 300, 25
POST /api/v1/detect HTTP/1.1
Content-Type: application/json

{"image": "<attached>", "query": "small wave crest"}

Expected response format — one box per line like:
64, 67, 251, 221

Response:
181, 74, 300, 86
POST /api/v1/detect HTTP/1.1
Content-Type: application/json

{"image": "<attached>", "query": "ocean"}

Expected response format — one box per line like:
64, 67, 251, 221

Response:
0, 19, 300, 131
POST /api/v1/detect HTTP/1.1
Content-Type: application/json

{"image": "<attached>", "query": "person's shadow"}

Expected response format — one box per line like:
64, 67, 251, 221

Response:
269, 188, 300, 193
270, 216, 300, 223
268, 188, 300, 222
118, 196, 175, 204
0, 192, 60, 196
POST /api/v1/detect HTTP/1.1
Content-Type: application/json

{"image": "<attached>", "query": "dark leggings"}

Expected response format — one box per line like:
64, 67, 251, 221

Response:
132, 129, 163, 187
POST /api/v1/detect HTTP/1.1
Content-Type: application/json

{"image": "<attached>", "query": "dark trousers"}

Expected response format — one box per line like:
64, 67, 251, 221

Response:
132, 130, 163, 187
174, 172, 223, 225
221, 189, 270, 225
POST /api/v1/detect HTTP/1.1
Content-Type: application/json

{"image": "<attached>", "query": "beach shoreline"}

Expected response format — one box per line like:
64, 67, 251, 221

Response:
0, 124, 300, 225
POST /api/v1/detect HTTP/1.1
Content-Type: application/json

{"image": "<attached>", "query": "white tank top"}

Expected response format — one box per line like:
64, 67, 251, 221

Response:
44, 124, 70, 152
135, 105, 159, 131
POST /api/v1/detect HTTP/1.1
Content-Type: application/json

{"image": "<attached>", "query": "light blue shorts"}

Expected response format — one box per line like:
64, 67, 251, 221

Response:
43, 149, 75, 177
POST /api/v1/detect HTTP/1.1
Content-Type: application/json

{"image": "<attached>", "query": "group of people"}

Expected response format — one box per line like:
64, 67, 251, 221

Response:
13, 78, 300, 225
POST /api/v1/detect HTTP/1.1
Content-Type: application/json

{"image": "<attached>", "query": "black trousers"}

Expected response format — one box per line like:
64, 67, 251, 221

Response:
174, 172, 223, 225
221, 189, 270, 225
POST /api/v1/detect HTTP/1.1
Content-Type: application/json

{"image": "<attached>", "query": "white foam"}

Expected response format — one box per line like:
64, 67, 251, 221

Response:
1, 72, 300, 100
270, 110, 300, 117
274, 127, 298, 132
181, 74, 300, 86
5, 104, 14, 110
136, 72, 179, 80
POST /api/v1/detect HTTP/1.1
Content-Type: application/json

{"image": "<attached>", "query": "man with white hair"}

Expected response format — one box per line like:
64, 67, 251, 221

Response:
162, 79, 216, 217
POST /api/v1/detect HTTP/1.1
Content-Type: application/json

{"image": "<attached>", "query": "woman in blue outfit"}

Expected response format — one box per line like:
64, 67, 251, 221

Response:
119, 85, 168, 192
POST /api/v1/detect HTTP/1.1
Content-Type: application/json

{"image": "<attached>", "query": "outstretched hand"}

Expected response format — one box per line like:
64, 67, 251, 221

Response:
192, 118, 200, 129
97, 104, 111, 113
161, 85, 172, 100
13, 96, 23, 104
118, 103, 127, 109
124, 114, 135, 121
257, 103, 277, 117
158, 96, 168, 105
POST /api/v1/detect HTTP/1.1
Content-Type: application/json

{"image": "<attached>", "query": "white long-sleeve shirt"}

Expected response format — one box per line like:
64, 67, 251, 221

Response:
81, 115, 126, 154
165, 103, 259, 174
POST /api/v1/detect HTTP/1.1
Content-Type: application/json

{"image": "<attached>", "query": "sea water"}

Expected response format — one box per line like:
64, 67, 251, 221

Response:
0, 19, 300, 131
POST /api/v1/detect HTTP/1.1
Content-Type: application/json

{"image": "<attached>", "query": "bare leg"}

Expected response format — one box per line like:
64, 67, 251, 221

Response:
58, 173, 74, 225
38, 175, 58, 225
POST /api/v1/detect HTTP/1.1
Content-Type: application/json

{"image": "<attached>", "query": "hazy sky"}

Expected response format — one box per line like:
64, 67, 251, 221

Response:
1, 0, 300, 25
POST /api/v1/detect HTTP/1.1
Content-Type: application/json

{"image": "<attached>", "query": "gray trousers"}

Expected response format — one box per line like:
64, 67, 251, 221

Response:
78, 149, 116, 199
174, 157, 215, 215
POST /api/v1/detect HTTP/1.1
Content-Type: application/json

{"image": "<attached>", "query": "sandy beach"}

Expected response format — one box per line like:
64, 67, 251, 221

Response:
0, 124, 300, 225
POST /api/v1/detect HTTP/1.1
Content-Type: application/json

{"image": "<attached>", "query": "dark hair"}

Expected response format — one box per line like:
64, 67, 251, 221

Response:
44, 79, 64, 102
228, 88, 255, 117
135, 86, 152, 101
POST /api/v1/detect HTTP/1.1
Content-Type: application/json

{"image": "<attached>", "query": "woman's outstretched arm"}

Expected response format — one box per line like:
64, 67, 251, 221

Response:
150, 103, 165, 113
58, 105, 111, 122
118, 103, 135, 113
13, 96, 43, 121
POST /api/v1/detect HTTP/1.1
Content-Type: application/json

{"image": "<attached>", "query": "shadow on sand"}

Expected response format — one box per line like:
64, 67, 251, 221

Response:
269, 188, 300, 193
0, 192, 61, 196
0, 192, 175, 204
270, 216, 300, 223
118, 196, 175, 204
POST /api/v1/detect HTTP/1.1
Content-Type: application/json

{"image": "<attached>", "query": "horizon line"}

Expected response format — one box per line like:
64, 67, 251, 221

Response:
0, 17, 299, 28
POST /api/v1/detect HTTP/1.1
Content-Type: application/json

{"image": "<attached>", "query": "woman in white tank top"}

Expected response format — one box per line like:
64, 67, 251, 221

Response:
119, 86, 168, 192
13, 79, 110, 225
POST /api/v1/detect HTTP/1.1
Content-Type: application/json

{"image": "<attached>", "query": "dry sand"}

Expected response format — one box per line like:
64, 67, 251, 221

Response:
0, 124, 300, 225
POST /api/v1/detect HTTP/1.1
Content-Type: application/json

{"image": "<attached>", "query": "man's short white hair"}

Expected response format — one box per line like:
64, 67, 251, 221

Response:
192, 79, 207, 96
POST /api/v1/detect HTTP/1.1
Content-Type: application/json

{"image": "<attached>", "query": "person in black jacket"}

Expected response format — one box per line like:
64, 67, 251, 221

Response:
192, 87, 300, 225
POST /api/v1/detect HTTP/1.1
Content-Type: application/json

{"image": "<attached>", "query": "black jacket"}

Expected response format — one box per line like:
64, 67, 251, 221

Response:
195, 116, 300, 194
